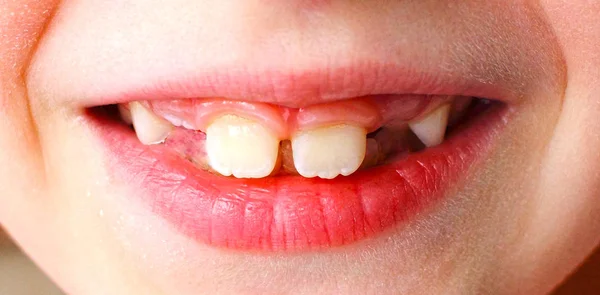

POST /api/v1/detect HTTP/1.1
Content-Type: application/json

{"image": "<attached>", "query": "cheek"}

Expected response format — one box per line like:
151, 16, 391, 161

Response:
540, 1, 600, 80
0, 0, 60, 287
0, 0, 60, 133
0, 0, 60, 219
519, 0, 600, 290
539, 1, 600, 204
0, 0, 59, 81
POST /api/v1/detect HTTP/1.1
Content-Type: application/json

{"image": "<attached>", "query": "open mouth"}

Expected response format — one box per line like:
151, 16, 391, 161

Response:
89, 91, 508, 252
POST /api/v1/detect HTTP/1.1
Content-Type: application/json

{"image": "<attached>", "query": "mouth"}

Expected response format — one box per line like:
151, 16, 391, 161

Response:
86, 65, 510, 252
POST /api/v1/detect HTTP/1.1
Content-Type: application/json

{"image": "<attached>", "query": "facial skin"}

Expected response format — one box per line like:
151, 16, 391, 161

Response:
0, 1, 599, 294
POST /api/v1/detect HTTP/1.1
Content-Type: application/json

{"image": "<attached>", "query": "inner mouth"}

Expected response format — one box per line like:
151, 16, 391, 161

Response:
91, 95, 497, 180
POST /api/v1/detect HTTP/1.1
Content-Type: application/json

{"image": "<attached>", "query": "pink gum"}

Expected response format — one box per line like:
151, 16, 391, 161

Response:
145, 95, 454, 139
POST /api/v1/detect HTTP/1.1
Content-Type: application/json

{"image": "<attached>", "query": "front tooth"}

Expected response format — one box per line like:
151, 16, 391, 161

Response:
291, 124, 367, 179
409, 104, 451, 147
129, 102, 173, 145
206, 115, 280, 178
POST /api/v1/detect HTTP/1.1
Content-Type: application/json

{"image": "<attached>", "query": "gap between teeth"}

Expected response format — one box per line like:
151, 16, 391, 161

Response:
125, 102, 452, 179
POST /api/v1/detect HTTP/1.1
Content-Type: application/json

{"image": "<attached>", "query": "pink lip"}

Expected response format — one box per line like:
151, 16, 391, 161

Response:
83, 63, 517, 108
91, 101, 509, 251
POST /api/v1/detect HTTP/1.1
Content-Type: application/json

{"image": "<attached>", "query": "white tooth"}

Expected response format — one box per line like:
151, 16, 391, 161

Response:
291, 124, 367, 179
118, 104, 133, 125
409, 104, 451, 147
206, 115, 280, 178
129, 102, 173, 145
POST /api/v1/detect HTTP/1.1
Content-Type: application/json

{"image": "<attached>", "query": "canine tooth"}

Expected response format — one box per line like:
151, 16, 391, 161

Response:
118, 104, 133, 125
409, 104, 451, 147
291, 124, 367, 179
206, 115, 280, 178
129, 102, 173, 145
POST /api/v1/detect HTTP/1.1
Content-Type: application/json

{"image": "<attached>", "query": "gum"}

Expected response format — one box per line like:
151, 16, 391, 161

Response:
144, 95, 455, 139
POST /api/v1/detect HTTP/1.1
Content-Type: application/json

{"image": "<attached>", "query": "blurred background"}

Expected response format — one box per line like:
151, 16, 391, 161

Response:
0, 226, 598, 294
0, 227, 64, 295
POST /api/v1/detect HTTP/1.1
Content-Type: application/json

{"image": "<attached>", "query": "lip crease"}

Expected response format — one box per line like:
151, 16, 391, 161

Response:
91, 94, 509, 251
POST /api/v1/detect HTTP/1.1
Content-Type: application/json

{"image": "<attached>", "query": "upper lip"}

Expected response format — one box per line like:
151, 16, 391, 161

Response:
30, 1, 559, 111
85, 61, 517, 109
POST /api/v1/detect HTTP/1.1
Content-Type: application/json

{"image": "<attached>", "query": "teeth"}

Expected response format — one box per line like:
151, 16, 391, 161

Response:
291, 124, 367, 179
206, 115, 280, 178
409, 104, 451, 147
118, 105, 133, 125
129, 102, 173, 145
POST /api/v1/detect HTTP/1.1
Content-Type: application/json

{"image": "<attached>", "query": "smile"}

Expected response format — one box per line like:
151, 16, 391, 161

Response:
87, 64, 511, 251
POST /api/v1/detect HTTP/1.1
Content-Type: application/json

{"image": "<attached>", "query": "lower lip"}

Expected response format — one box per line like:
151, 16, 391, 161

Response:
92, 104, 508, 252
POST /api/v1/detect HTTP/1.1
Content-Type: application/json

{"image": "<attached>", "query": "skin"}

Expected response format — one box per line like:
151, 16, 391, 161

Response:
1, 1, 599, 294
